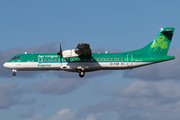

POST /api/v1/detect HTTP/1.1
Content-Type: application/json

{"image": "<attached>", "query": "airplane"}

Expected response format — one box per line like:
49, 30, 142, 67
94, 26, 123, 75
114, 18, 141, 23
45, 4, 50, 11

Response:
3, 27, 175, 78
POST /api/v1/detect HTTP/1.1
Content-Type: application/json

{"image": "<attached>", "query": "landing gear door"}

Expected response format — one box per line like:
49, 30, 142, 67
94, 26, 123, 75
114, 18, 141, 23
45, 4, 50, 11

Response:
127, 54, 133, 67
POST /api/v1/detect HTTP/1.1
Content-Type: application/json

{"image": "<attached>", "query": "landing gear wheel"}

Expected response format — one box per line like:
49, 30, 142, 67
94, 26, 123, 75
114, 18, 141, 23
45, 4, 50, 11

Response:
79, 71, 85, 78
13, 72, 16, 76
77, 69, 85, 78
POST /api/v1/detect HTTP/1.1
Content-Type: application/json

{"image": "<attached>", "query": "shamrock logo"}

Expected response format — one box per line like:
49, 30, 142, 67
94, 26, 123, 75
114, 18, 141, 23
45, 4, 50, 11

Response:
151, 36, 168, 51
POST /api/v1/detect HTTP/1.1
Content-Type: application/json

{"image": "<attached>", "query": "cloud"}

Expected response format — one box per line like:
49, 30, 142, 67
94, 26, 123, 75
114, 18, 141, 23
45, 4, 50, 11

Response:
18, 107, 35, 118
39, 102, 46, 108
115, 112, 150, 120
82, 113, 106, 120
0, 82, 20, 108
0, 78, 85, 109
120, 80, 180, 99
26, 113, 43, 120
0, 82, 34, 109
123, 48, 180, 80
21, 78, 86, 95
77, 80, 180, 120
6, 78, 180, 120
48, 108, 107, 120
32, 79, 86, 95
20, 99, 36, 105
48, 108, 77, 120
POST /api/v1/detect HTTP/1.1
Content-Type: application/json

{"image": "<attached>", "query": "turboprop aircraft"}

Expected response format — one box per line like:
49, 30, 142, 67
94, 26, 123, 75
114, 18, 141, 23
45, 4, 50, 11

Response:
3, 27, 175, 78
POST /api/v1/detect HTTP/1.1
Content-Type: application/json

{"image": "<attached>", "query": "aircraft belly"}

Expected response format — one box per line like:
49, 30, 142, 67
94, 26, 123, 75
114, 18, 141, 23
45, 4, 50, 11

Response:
76, 63, 101, 68
132, 62, 153, 67
64, 62, 102, 72
7, 61, 153, 71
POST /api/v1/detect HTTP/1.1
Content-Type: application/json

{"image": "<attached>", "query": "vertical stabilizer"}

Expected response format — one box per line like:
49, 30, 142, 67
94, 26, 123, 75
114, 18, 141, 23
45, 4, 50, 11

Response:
128, 27, 175, 55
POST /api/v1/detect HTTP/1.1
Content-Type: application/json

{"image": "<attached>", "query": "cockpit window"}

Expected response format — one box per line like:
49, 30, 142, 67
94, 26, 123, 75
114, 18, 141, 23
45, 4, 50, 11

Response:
11, 56, 20, 60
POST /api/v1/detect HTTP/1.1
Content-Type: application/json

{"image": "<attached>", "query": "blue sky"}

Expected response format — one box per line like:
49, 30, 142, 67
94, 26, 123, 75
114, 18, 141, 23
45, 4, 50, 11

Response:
1, 0, 180, 120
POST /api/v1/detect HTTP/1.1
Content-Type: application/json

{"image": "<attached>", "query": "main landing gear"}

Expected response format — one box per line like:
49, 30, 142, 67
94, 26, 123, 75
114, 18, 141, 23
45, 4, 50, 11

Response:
12, 69, 17, 76
77, 69, 85, 78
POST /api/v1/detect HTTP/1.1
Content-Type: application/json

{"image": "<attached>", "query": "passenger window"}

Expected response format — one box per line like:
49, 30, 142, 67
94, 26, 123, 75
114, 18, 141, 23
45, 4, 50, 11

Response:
116, 58, 118, 61
109, 58, 111, 61
46, 59, 48, 61
112, 58, 114, 61
39, 59, 42, 61
106, 58, 108, 61
56, 59, 58, 61
50, 59, 52, 61
43, 59, 45, 61
53, 59, 55, 61
119, 58, 121, 60
123, 58, 124, 61
18, 57, 20, 59
99, 58, 101, 61
102, 58, 104, 61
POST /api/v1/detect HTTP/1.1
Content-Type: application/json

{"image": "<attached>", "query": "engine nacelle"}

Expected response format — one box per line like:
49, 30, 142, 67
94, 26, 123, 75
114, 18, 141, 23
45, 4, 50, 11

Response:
62, 43, 92, 58
62, 49, 79, 58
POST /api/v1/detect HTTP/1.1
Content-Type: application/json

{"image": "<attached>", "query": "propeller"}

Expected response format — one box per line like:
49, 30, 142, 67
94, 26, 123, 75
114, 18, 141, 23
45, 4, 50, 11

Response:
57, 43, 63, 65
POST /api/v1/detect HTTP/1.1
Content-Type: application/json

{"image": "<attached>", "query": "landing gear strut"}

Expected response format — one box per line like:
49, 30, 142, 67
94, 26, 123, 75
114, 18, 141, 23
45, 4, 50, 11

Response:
77, 69, 85, 78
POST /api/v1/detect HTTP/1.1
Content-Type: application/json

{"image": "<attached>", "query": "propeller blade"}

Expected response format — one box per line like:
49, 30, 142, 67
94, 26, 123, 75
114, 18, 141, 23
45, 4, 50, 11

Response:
57, 43, 63, 56
60, 43, 62, 54
57, 43, 63, 65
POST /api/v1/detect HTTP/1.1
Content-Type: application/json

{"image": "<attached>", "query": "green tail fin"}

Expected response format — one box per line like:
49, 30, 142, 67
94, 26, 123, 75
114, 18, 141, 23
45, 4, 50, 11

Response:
128, 27, 175, 55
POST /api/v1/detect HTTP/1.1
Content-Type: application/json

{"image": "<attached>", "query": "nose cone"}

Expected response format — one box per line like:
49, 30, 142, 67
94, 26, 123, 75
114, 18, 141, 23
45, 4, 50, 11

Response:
3, 62, 9, 68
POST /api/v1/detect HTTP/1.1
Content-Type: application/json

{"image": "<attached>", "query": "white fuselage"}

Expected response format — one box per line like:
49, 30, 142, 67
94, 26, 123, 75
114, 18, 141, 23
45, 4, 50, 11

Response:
3, 61, 152, 72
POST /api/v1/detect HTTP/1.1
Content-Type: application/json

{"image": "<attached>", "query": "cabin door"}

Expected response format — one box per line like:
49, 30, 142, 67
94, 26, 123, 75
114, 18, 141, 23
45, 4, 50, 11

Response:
26, 56, 36, 67
127, 54, 133, 67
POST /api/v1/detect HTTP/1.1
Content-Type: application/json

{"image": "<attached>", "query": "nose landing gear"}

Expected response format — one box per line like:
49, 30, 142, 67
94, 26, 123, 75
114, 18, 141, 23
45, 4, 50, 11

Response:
12, 69, 17, 76
13, 72, 16, 76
